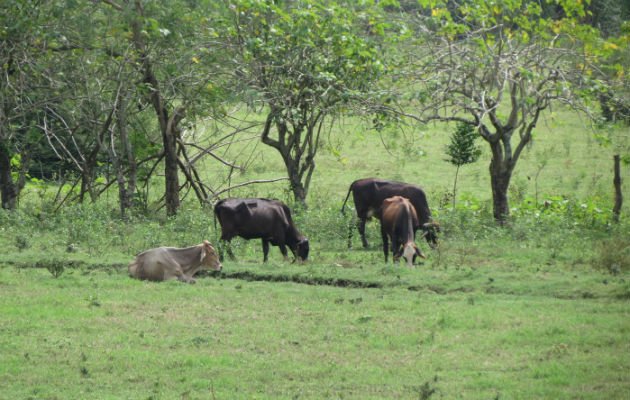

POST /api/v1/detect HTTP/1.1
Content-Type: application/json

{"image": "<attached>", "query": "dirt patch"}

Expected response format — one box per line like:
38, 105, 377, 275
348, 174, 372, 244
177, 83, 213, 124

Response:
215, 270, 383, 289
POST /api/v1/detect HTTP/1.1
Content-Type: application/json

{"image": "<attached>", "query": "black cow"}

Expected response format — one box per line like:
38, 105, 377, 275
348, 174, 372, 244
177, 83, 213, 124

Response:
380, 196, 426, 267
341, 178, 439, 248
214, 198, 309, 262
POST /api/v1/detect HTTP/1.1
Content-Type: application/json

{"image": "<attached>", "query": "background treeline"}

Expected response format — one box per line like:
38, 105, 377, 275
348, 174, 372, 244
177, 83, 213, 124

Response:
1, 0, 629, 221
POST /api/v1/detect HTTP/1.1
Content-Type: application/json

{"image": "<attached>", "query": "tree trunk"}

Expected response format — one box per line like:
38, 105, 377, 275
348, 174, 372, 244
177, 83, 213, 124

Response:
452, 165, 460, 209
288, 166, 308, 209
131, 1, 180, 216
488, 139, 514, 224
162, 118, 180, 217
79, 168, 95, 203
613, 154, 622, 222
0, 144, 17, 210
15, 144, 32, 197
261, 110, 312, 208
112, 94, 137, 220
490, 162, 512, 223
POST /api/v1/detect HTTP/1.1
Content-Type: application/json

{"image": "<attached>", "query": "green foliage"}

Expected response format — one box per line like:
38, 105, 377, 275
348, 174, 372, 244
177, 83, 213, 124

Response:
36, 258, 65, 278
445, 123, 481, 167
228, 0, 388, 109
402, 0, 630, 219
593, 236, 630, 275
14, 235, 30, 251
444, 123, 482, 208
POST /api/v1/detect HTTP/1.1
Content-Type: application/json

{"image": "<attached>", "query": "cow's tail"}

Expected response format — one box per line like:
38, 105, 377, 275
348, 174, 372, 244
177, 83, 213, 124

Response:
212, 200, 223, 231
340, 185, 353, 215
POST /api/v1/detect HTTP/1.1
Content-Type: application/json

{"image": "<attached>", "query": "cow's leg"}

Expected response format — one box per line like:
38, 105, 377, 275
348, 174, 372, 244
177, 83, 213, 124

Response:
163, 261, 191, 284
278, 243, 290, 262
226, 244, 236, 261
358, 217, 369, 248
380, 226, 389, 263
217, 244, 225, 261
218, 239, 236, 261
262, 239, 270, 262
347, 218, 355, 249
390, 232, 399, 263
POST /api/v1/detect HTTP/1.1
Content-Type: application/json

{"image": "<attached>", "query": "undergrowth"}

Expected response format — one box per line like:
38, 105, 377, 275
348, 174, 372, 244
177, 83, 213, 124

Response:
1, 192, 627, 275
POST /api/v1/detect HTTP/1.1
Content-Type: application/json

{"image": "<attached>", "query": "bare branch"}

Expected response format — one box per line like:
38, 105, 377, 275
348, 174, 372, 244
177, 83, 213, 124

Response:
207, 177, 289, 204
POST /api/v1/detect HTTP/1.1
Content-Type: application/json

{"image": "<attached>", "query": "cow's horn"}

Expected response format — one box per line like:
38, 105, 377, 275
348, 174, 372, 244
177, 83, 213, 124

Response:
415, 246, 427, 259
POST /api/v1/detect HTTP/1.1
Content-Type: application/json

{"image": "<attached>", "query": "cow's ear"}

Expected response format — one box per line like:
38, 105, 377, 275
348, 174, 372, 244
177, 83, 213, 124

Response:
414, 245, 426, 259
200, 246, 207, 262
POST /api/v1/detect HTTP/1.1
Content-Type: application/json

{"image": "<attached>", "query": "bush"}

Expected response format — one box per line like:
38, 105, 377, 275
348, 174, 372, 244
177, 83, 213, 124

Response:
15, 235, 30, 251
36, 259, 65, 278
592, 237, 630, 274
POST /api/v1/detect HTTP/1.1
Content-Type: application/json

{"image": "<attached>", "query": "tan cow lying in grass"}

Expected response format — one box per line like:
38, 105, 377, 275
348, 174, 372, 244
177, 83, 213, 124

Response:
128, 240, 222, 283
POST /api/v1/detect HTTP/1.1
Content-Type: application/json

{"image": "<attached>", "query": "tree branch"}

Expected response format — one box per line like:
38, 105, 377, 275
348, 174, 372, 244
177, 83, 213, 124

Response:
207, 177, 289, 204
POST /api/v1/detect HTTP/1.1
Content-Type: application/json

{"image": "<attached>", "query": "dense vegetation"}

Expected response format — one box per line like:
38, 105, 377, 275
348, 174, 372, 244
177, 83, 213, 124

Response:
1, 1, 629, 398
1, 0, 628, 218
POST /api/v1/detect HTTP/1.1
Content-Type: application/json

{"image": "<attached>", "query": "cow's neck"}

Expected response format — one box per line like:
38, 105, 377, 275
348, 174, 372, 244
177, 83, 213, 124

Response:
168, 245, 202, 267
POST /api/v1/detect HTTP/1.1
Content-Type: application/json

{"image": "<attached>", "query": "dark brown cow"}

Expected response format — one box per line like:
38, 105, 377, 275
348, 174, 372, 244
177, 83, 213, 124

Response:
214, 198, 309, 262
380, 196, 426, 267
341, 178, 439, 248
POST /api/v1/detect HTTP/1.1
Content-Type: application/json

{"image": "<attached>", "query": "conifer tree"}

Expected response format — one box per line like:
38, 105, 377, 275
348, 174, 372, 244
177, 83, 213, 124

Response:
445, 123, 482, 209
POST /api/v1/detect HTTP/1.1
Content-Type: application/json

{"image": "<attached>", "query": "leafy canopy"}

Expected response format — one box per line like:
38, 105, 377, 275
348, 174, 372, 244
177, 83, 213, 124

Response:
227, 0, 389, 114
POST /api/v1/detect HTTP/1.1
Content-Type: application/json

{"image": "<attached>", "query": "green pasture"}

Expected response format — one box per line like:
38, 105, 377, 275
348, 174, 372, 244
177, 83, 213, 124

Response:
1, 108, 629, 399
0, 265, 628, 399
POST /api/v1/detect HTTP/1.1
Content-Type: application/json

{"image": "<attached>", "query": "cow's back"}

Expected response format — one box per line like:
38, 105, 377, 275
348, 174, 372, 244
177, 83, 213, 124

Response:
350, 179, 430, 221
214, 198, 290, 240
382, 196, 409, 230
128, 248, 168, 281
381, 196, 417, 240
396, 184, 431, 223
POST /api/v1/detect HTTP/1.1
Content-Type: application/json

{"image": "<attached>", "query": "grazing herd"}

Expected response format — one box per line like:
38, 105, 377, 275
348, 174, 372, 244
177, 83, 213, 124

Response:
129, 178, 440, 283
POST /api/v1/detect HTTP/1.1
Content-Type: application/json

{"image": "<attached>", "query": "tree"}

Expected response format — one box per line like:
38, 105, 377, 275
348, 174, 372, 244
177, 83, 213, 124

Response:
0, 0, 91, 209
225, 0, 388, 207
395, 0, 629, 222
445, 123, 481, 209
100, 0, 229, 216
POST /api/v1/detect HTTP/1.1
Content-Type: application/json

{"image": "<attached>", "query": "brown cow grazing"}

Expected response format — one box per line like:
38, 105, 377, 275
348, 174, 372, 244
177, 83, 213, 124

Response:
341, 178, 439, 249
128, 240, 222, 283
380, 196, 426, 268
213, 198, 309, 262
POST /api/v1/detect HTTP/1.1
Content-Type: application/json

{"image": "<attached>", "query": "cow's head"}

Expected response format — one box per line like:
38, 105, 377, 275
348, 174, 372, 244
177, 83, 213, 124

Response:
296, 238, 309, 261
201, 240, 222, 271
399, 242, 426, 268
422, 221, 440, 249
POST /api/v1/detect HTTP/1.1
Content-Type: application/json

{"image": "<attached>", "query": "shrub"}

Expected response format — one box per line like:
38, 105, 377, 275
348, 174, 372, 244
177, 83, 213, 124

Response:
37, 259, 65, 278
592, 237, 630, 274
15, 235, 30, 251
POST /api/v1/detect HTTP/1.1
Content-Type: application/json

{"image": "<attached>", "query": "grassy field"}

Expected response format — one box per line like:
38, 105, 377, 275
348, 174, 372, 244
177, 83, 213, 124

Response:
1, 265, 628, 400
192, 105, 630, 212
0, 108, 629, 399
